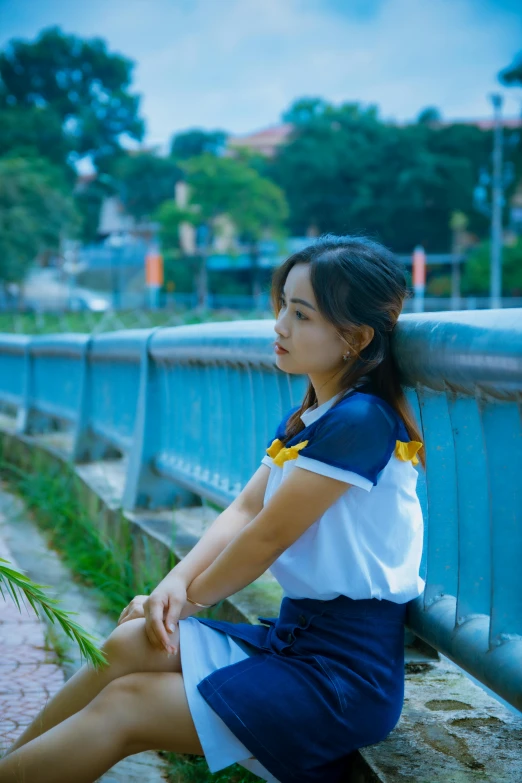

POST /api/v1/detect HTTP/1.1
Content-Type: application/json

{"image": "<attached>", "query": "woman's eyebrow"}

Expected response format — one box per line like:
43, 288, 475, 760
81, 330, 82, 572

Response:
281, 291, 317, 311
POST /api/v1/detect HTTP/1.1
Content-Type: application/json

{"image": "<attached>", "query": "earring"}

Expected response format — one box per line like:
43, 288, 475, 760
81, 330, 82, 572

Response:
342, 352, 350, 361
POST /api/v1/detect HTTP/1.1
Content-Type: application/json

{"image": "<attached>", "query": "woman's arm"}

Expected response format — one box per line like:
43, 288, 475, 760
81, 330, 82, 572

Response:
159, 465, 270, 590
184, 465, 351, 608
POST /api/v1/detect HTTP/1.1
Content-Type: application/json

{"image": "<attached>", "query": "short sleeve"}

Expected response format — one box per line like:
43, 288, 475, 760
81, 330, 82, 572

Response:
294, 396, 398, 491
261, 404, 301, 467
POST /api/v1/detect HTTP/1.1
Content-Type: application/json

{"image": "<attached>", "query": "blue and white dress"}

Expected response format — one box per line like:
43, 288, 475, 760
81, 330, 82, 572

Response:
178, 384, 425, 783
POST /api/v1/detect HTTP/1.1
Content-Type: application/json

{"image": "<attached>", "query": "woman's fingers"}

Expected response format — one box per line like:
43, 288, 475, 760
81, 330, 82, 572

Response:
118, 608, 143, 626
117, 595, 149, 627
145, 620, 170, 653
147, 596, 173, 651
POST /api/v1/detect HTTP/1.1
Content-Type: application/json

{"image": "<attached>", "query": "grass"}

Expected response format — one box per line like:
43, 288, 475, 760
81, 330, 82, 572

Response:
0, 452, 183, 618
159, 751, 259, 782
43, 620, 76, 668
0, 449, 260, 782
0, 305, 273, 336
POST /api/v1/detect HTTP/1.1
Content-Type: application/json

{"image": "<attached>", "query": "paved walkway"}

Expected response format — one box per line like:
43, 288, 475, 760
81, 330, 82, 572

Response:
0, 486, 169, 782
0, 534, 66, 755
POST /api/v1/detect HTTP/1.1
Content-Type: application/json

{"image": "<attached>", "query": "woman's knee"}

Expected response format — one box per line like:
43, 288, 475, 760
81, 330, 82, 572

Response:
87, 675, 143, 751
101, 618, 181, 674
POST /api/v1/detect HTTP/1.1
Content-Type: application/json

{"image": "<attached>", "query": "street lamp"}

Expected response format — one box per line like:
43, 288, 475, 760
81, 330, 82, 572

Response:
490, 93, 504, 309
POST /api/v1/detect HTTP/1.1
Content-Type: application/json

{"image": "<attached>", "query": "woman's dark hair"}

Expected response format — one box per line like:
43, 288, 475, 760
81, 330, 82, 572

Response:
270, 233, 425, 470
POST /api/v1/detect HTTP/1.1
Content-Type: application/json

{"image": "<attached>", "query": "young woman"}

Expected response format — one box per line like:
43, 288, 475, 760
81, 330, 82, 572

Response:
0, 235, 425, 783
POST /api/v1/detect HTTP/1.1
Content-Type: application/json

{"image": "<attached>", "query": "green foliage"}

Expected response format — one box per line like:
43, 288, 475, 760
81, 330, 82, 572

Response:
417, 107, 443, 125
73, 176, 113, 243
162, 249, 199, 293
462, 238, 522, 296
0, 446, 259, 781
0, 155, 79, 282
162, 751, 258, 782
155, 154, 288, 303
111, 152, 183, 221
282, 96, 330, 126
179, 153, 288, 240
426, 273, 452, 297
0, 307, 266, 336
0, 106, 71, 172
0, 448, 188, 635
0, 555, 108, 670
270, 98, 494, 251
155, 201, 199, 251
499, 51, 522, 86
0, 457, 140, 615
0, 26, 144, 163
170, 129, 228, 160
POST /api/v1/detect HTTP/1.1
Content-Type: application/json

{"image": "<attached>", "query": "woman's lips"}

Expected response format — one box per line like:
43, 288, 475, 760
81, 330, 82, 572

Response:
274, 343, 289, 354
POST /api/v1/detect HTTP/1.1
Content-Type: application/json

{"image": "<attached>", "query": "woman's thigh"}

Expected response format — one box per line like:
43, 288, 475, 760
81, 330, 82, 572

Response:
101, 617, 183, 678
93, 671, 205, 756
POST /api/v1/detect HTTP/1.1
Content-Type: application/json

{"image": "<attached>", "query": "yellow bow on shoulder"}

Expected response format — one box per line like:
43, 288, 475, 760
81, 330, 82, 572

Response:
267, 437, 423, 468
394, 440, 423, 466
266, 438, 309, 467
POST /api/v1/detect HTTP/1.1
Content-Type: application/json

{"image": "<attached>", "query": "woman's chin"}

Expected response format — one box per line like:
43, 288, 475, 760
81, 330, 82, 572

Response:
275, 353, 301, 374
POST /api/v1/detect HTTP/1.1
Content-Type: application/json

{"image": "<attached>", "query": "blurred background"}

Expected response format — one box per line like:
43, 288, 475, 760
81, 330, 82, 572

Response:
0, 0, 521, 333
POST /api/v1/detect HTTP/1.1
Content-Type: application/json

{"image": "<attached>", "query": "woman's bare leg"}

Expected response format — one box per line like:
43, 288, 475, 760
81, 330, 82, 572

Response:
4, 618, 181, 756
0, 670, 204, 783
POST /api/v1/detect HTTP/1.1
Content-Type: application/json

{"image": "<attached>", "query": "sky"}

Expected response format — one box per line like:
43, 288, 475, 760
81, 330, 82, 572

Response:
0, 0, 521, 149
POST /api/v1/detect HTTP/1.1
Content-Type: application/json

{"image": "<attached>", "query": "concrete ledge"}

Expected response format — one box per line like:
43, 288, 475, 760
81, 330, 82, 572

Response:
1, 422, 520, 782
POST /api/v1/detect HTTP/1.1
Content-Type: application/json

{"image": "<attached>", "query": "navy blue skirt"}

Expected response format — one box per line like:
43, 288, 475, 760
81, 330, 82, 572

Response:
195, 594, 407, 783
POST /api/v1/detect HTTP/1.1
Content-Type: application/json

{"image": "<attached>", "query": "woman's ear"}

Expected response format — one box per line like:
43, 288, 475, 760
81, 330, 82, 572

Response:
359, 325, 375, 352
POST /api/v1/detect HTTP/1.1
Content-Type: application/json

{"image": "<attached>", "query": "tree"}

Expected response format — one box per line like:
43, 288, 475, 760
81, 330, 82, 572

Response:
155, 201, 198, 251
0, 156, 79, 288
269, 98, 493, 252
417, 107, 442, 125
0, 26, 144, 165
111, 151, 183, 221
0, 106, 71, 172
282, 96, 329, 126
154, 201, 201, 294
157, 154, 288, 306
73, 176, 114, 244
499, 52, 522, 86
170, 129, 228, 160
462, 238, 522, 296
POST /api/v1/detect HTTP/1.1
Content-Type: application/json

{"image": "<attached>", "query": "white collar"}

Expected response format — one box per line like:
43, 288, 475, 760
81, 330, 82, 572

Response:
299, 380, 369, 427
300, 391, 345, 427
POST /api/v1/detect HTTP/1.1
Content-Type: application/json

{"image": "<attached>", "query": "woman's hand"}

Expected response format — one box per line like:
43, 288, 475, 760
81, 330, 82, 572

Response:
117, 594, 149, 626
143, 576, 188, 654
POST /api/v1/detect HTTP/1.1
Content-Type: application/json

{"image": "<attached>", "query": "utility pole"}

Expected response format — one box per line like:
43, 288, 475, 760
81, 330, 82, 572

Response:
490, 93, 504, 309
412, 245, 426, 313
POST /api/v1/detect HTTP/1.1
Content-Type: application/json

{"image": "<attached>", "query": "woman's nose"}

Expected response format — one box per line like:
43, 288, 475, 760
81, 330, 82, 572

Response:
274, 320, 288, 337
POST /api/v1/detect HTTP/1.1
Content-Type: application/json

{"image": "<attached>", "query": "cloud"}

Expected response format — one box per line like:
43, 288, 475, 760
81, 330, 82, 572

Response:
1, 0, 521, 144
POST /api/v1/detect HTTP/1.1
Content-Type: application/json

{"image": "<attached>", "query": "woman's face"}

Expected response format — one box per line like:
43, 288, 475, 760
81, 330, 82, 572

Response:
273, 263, 349, 379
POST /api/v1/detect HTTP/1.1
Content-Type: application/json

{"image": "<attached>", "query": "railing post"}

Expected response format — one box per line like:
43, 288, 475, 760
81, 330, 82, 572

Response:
72, 336, 116, 462
15, 339, 48, 434
122, 328, 198, 511
15, 340, 32, 434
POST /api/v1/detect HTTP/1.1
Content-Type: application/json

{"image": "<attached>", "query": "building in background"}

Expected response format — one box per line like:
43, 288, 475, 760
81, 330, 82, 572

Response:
226, 123, 294, 158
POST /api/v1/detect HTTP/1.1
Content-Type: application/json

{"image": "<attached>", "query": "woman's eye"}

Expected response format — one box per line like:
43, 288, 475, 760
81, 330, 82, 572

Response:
279, 298, 306, 320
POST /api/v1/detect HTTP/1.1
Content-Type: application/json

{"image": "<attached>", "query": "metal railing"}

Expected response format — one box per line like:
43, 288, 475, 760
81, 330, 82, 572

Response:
0, 309, 520, 711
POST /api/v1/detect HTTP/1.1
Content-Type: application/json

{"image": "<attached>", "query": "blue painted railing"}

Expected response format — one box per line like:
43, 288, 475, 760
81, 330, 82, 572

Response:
0, 309, 520, 712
